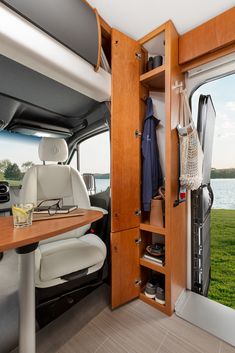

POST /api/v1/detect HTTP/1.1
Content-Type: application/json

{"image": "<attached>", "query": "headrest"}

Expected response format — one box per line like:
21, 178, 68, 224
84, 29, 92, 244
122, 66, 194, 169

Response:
38, 138, 68, 162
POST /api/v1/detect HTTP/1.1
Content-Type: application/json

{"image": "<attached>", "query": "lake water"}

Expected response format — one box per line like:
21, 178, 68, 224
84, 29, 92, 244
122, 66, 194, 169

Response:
95, 178, 110, 193
96, 178, 235, 210
211, 179, 235, 210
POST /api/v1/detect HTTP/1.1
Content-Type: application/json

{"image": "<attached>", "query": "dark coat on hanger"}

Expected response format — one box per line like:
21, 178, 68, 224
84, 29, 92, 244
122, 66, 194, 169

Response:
142, 97, 163, 212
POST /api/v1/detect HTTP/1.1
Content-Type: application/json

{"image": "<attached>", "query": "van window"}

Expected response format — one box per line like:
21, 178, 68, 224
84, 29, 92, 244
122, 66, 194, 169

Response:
69, 149, 78, 170
0, 131, 41, 186
79, 131, 110, 193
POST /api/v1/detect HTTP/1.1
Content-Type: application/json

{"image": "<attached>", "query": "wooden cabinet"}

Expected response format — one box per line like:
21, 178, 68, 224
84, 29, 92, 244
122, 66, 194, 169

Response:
111, 228, 140, 308
110, 22, 187, 314
111, 29, 141, 233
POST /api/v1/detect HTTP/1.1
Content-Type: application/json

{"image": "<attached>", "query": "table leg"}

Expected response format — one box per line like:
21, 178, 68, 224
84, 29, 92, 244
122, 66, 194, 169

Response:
18, 250, 36, 353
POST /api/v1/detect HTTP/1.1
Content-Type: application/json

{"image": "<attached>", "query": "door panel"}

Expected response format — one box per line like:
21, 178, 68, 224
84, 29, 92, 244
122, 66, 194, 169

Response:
111, 29, 141, 233
197, 95, 216, 184
191, 95, 216, 296
111, 228, 140, 308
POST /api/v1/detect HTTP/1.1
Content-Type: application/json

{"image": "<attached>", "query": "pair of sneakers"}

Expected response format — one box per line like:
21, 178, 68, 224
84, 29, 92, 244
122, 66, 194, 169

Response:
144, 281, 165, 305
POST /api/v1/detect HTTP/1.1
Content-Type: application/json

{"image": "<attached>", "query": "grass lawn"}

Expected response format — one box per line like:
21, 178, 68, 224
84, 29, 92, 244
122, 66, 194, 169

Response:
208, 209, 235, 309
2, 179, 22, 187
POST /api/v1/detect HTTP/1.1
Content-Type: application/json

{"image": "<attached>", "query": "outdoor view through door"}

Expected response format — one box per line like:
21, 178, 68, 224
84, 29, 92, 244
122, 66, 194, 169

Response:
192, 73, 235, 309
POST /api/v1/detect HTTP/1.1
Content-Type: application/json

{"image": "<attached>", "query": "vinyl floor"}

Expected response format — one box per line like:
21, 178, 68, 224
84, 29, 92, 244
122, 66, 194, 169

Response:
2, 251, 234, 353
56, 299, 234, 353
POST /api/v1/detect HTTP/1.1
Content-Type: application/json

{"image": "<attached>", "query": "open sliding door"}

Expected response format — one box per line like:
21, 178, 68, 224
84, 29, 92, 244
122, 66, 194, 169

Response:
191, 95, 216, 296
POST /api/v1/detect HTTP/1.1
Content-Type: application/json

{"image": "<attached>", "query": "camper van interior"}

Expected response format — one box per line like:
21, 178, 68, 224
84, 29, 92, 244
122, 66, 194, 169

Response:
0, 1, 234, 352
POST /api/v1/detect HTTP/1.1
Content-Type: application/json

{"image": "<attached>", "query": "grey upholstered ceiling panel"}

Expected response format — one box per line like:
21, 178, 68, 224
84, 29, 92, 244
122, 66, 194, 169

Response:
0, 55, 109, 136
2, 0, 99, 67
0, 55, 97, 118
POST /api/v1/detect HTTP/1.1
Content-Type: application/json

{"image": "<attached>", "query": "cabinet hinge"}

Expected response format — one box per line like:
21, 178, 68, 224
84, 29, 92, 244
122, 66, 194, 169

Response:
134, 279, 142, 286
135, 129, 142, 138
135, 52, 142, 60
134, 209, 142, 216
135, 238, 142, 245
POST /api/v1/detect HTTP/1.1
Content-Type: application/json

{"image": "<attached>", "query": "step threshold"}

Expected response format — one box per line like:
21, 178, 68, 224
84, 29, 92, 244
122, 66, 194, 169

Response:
175, 290, 235, 347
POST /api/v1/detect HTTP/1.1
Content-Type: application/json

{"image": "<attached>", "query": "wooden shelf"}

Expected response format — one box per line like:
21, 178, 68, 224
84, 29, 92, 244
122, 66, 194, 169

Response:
140, 257, 166, 274
140, 222, 165, 235
138, 22, 186, 317
139, 292, 167, 314
140, 65, 165, 91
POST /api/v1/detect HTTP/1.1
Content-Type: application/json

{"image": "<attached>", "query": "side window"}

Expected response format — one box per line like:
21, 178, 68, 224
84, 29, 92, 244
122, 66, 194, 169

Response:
0, 131, 41, 186
79, 131, 110, 194
69, 149, 78, 170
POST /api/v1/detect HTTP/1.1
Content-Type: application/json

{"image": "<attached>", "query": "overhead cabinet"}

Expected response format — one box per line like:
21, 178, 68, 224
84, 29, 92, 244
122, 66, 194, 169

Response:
2, 0, 101, 69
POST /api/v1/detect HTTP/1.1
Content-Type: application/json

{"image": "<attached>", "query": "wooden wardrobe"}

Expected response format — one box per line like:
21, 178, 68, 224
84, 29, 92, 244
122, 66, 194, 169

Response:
110, 21, 187, 315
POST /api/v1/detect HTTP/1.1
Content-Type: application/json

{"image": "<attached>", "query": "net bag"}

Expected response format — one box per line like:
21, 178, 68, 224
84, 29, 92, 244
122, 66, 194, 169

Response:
177, 90, 203, 190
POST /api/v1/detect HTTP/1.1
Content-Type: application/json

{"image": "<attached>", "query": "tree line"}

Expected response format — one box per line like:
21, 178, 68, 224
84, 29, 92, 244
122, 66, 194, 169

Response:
1, 159, 234, 181
0, 159, 34, 181
211, 168, 235, 179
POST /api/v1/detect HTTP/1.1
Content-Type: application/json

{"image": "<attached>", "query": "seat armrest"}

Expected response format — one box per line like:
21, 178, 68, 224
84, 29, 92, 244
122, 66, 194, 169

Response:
89, 206, 108, 215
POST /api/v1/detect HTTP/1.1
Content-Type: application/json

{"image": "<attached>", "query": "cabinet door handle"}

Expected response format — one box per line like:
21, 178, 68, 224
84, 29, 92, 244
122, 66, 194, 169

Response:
135, 238, 142, 244
134, 209, 141, 216
135, 129, 142, 138
134, 279, 142, 286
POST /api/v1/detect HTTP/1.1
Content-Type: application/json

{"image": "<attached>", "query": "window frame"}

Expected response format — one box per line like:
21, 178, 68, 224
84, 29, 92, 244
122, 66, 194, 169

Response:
67, 143, 79, 170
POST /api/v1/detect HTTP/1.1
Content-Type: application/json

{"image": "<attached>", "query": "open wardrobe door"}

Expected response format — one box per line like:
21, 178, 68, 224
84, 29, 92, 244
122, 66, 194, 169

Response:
111, 29, 141, 308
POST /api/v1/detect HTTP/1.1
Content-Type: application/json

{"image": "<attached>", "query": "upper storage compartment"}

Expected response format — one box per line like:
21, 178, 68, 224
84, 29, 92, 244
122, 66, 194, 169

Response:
2, 0, 100, 69
0, 1, 111, 134
140, 29, 165, 91
0, 2, 111, 103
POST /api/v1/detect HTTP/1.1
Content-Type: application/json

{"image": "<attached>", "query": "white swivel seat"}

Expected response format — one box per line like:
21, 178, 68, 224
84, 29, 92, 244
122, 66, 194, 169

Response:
20, 137, 107, 288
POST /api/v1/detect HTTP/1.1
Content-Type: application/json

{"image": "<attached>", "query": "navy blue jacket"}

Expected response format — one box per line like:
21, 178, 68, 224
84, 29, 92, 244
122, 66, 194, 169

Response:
142, 97, 163, 211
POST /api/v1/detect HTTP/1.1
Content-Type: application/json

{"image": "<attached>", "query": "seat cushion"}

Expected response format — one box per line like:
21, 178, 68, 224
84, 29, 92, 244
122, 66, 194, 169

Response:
38, 234, 106, 282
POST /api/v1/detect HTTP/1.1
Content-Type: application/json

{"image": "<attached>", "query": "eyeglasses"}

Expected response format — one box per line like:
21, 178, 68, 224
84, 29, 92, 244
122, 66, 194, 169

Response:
36, 198, 63, 216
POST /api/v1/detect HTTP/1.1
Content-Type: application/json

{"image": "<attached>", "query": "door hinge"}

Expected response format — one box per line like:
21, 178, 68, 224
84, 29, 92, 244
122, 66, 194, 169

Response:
135, 52, 142, 60
134, 209, 142, 216
135, 238, 142, 245
134, 279, 142, 286
135, 129, 142, 138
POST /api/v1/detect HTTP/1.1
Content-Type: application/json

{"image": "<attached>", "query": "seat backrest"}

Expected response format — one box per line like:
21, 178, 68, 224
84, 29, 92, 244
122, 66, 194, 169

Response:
20, 137, 90, 241
21, 164, 90, 207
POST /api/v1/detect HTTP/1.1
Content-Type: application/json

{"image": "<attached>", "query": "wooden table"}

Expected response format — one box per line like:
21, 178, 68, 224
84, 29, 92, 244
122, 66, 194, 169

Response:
0, 209, 103, 353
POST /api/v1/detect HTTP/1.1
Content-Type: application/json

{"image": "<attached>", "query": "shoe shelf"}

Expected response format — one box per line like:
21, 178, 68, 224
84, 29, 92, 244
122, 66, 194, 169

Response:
140, 257, 166, 274
140, 222, 165, 235
140, 65, 165, 91
139, 291, 167, 314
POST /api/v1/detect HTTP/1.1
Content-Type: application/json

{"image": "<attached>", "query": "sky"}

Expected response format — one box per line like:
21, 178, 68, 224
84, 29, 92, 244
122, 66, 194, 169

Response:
0, 74, 234, 172
0, 131, 41, 167
0, 130, 110, 174
192, 73, 235, 169
79, 131, 110, 173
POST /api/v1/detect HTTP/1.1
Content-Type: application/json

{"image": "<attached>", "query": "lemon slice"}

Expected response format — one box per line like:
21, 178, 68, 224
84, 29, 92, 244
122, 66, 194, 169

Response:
24, 204, 34, 212
12, 206, 28, 217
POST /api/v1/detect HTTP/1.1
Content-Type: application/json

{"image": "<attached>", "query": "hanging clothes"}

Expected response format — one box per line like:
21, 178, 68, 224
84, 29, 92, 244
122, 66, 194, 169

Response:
142, 97, 163, 212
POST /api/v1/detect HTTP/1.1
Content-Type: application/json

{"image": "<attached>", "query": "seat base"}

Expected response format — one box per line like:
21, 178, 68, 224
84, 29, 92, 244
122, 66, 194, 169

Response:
36, 269, 104, 305
35, 233, 107, 288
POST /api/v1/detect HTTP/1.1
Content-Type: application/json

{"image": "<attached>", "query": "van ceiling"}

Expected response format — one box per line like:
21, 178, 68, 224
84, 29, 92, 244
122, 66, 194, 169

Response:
88, 0, 234, 39
0, 54, 109, 136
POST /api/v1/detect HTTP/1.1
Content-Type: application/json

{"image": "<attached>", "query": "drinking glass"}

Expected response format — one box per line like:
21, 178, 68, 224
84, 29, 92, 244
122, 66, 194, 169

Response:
12, 203, 34, 228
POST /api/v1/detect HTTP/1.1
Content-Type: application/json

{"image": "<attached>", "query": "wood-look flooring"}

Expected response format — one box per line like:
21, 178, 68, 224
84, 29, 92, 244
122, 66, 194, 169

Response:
4, 253, 234, 353
56, 299, 234, 353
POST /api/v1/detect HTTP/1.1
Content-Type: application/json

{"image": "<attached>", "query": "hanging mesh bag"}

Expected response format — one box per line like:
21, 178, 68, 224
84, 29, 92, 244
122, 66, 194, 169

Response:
177, 90, 203, 190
